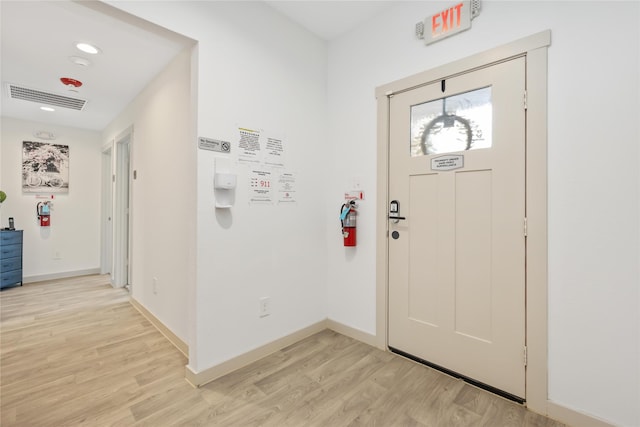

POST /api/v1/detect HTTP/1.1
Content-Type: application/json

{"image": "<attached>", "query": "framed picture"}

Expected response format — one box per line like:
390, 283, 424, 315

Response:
22, 141, 69, 193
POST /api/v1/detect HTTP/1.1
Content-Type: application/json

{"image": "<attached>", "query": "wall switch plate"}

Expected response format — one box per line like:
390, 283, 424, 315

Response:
259, 297, 271, 317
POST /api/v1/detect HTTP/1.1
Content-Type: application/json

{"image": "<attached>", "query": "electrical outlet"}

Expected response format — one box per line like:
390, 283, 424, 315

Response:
152, 277, 158, 295
259, 297, 271, 317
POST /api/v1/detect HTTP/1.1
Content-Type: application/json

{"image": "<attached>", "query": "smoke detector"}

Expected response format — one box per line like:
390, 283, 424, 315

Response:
61, 77, 83, 93
60, 77, 82, 88
34, 130, 56, 140
69, 56, 91, 67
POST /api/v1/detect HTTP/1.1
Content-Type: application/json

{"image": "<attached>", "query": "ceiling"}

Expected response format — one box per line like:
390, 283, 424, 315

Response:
0, 1, 394, 133
0, 1, 192, 132
266, 1, 395, 40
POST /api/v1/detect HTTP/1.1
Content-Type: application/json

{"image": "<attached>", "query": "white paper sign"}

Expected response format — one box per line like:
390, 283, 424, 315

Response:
431, 154, 464, 171
238, 128, 262, 163
264, 137, 286, 168
277, 172, 296, 204
249, 169, 273, 204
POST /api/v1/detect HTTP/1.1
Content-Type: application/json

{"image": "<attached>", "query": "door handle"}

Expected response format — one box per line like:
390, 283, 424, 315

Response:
389, 200, 405, 223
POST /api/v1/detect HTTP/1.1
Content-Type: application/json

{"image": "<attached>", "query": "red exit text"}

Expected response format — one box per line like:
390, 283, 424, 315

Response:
432, 2, 465, 38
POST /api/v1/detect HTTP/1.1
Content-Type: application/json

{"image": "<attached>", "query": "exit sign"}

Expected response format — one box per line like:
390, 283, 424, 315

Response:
419, 1, 480, 45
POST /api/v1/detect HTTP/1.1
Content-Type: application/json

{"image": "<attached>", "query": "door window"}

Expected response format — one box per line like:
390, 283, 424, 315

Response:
410, 86, 492, 156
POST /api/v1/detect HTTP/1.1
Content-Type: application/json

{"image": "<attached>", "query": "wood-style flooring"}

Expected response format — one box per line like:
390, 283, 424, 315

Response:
1, 275, 566, 426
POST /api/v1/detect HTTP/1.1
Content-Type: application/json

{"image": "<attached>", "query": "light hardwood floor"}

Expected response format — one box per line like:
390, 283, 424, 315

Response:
1, 276, 566, 426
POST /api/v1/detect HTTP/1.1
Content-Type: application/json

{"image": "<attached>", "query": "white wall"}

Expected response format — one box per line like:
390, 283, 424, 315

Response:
92, 1, 639, 424
102, 48, 195, 343
0, 117, 102, 280
107, 1, 329, 373
545, 3, 638, 425
326, 1, 639, 426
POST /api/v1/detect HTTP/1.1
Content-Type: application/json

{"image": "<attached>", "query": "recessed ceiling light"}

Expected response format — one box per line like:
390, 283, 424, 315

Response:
69, 56, 91, 66
40, 106, 55, 112
76, 42, 100, 54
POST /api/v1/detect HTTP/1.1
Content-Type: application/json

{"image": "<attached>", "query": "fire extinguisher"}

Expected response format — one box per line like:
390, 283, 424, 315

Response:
37, 201, 51, 227
340, 200, 357, 247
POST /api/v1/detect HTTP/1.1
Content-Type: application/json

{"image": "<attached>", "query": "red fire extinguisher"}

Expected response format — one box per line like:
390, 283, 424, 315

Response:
340, 200, 357, 247
37, 201, 51, 227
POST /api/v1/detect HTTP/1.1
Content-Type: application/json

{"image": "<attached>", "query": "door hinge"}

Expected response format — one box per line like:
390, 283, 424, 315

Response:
524, 217, 528, 237
523, 346, 528, 367
523, 90, 528, 110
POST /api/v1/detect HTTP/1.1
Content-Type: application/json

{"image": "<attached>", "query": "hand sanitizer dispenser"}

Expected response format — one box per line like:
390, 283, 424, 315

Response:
214, 172, 237, 208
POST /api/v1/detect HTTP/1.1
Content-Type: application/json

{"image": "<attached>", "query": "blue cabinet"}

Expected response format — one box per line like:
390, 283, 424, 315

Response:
1, 230, 23, 289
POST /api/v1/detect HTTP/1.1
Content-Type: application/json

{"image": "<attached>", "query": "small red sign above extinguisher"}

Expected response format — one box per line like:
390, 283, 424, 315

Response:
344, 190, 365, 201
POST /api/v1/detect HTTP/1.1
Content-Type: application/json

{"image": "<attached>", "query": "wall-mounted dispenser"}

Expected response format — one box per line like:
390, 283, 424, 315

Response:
214, 172, 237, 208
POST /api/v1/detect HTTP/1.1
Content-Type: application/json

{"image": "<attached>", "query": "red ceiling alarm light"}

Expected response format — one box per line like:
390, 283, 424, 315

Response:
60, 77, 83, 88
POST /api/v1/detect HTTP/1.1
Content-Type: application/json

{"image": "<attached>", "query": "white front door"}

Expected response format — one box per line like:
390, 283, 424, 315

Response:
388, 57, 526, 399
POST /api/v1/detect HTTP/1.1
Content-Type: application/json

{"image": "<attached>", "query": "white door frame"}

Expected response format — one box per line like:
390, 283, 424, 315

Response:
375, 31, 550, 414
100, 145, 113, 276
112, 127, 133, 288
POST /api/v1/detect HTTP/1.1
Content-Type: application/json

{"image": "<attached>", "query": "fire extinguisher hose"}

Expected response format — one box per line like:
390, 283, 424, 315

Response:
340, 203, 348, 234
340, 200, 356, 234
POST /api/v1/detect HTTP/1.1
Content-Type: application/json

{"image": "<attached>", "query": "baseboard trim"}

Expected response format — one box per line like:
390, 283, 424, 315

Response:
130, 298, 189, 358
547, 401, 615, 427
326, 319, 377, 347
23, 268, 102, 284
185, 319, 328, 387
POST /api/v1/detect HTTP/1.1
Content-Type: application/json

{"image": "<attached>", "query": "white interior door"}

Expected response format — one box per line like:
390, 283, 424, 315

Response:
113, 135, 130, 288
388, 57, 527, 399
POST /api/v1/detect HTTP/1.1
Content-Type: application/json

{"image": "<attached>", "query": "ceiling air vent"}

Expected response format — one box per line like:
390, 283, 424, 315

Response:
7, 84, 87, 111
